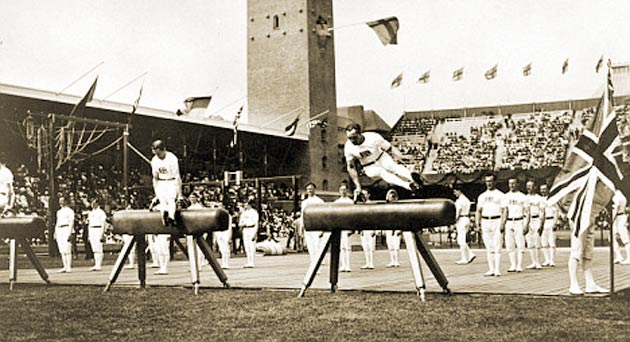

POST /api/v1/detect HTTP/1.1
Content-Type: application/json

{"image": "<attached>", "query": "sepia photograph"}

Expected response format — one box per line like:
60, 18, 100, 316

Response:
1, 0, 630, 340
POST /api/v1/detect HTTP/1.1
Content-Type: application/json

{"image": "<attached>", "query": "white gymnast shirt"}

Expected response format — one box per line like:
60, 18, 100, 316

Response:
344, 132, 391, 166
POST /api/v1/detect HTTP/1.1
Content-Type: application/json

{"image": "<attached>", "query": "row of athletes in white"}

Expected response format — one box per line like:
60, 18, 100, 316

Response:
475, 175, 559, 277
300, 183, 402, 272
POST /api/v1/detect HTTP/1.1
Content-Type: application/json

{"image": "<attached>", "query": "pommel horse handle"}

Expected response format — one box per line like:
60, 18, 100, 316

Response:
299, 199, 455, 300
104, 209, 230, 294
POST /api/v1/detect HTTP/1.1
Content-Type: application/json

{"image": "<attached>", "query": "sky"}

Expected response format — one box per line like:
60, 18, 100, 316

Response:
1, 0, 630, 127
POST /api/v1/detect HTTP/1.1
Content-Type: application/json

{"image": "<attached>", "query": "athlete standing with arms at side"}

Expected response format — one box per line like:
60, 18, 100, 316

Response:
525, 180, 544, 269
385, 189, 402, 268
453, 185, 475, 265
87, 199, 107, 271
476, 174, 504, 277
539, 184, 558, 267
301, 183, 325, 265
502, 177, 529, 273
55, 196, 75, 273
334, 183, 354, 272
360, 190, 376, 270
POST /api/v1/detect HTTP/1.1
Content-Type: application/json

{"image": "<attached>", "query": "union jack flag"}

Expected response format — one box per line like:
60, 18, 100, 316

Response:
548, 66, 627, 237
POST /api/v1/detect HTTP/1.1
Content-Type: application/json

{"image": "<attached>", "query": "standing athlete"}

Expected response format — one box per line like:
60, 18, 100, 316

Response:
344, 123, 421, 200
502, 177, 529, 273
453, 185, 475, 265
55, 196, 75, 273
525, 180, 544, 269
360, 190, 375, 270
87, 199, 107, 271
301, 183, 325, 265
475, 174, 504, 277
385, 189, 402, 268
334, 183, 354, 272
612, 190, 630, 264
239, 199, 259, 268
0, 156, 15, 216
150, 140, 181, 226
539, 184, 557, 267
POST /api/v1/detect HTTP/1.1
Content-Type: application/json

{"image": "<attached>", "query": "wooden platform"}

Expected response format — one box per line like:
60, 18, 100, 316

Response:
1, 247, 629, 296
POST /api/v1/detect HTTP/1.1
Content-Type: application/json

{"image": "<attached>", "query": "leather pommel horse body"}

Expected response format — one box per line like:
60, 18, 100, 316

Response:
299, 199, 456, 300
0, 216, 49, 289
105, 209, 230, 294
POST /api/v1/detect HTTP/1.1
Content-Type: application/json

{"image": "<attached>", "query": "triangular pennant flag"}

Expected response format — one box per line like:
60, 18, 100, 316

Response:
127, 84, 143, 125
417, 70, 430, 84
69, 77, 98, 116
366, 16, 399, 45
595, 55, 604, 73
562, 58, 569, 74
230, 106, 244, 148
452, 67, 464, 81
391, 72, 403, 88
285, 113, 301, 136
484, 64, 498, 80
523, 63, 532, 77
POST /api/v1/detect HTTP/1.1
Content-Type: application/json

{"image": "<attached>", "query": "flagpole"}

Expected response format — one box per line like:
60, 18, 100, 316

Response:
101, 71, 148, 101
606, 59, 614, 294
57, 61, 104, 95
297, 109, 330, 128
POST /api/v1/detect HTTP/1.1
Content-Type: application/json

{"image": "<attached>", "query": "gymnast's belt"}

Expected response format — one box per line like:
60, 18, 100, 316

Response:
89, 226, 102, 228
242, 225, 256, 228
545, 216, 555, 220
530, 215, 540, 219
361, 152, 384, 167
507, 217, 523, 221
482, 215, 500, 220
157, 178, 176, 181
58, 224, 69, 228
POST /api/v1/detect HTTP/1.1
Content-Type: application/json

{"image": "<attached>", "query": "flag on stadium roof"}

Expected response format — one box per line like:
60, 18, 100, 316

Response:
230, 105, 243, 148
523, 63, 532, 77
391, 72, 403, 88
69, 77, 98, 116
417, 70, 430, 84
452, 67, 463, 81
366, 16, 399, 45
595, 55, 604, 73
285, 112, 301, 136
548, 65, 626, 238
127, 84, 143, 125
562, 58, 569, 74
485, 64, 498, 80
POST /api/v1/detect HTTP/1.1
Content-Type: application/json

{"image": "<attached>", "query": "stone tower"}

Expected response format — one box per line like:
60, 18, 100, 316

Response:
247, 0, 342, 191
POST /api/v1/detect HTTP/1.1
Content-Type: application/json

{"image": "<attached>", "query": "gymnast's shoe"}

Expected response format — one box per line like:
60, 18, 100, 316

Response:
455, 259, 468, 265
467, 254, 476, 264
483, 270, 494, 276
569, 286, 584, 295
585, 285, 609, 294
154, 269, 168, 275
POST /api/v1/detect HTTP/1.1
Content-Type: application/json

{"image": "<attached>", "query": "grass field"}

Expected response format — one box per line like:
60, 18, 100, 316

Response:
0, 285, 628, 342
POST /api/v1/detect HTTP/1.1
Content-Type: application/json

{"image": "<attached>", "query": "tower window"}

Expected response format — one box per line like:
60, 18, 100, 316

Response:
273, 15, 280, 30
322, 156, 328, 170
322, 179, 329, 191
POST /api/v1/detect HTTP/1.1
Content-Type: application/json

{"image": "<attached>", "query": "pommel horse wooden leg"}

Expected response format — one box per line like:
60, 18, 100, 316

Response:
298, 232, 333, 298
104, 236, 137, 292
413, 231, 450, 294
196, 237, 229, 288
20, 239, 49, 285
8, 239, 16, 290
135, 234, 147, 289
403, 232, 426, 301
186, 235, 200, 295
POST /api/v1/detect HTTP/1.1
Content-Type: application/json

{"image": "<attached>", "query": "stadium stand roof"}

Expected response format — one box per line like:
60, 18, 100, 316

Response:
0, 82, 308, 141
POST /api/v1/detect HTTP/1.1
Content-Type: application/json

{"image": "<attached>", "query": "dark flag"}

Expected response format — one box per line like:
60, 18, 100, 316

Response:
69, 77, 98, 116
366, 16, 399, 45
391, 72, 403, 88
595, 55, 604, 73
548, 66, 625, 237
285, 113, 301, 136
562, 58, 569, 74
418, 70, 430, 84
452, 67, 464, 81
485, 64, 498, 80
523, 63, 532, 77
230, 106, 244, 148
127, 84, 143, 125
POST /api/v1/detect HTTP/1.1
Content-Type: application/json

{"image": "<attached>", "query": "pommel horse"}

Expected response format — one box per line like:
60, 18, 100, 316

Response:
0, 216, 49, 289
104, 208, 230, 294
298, 199, 456, 301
